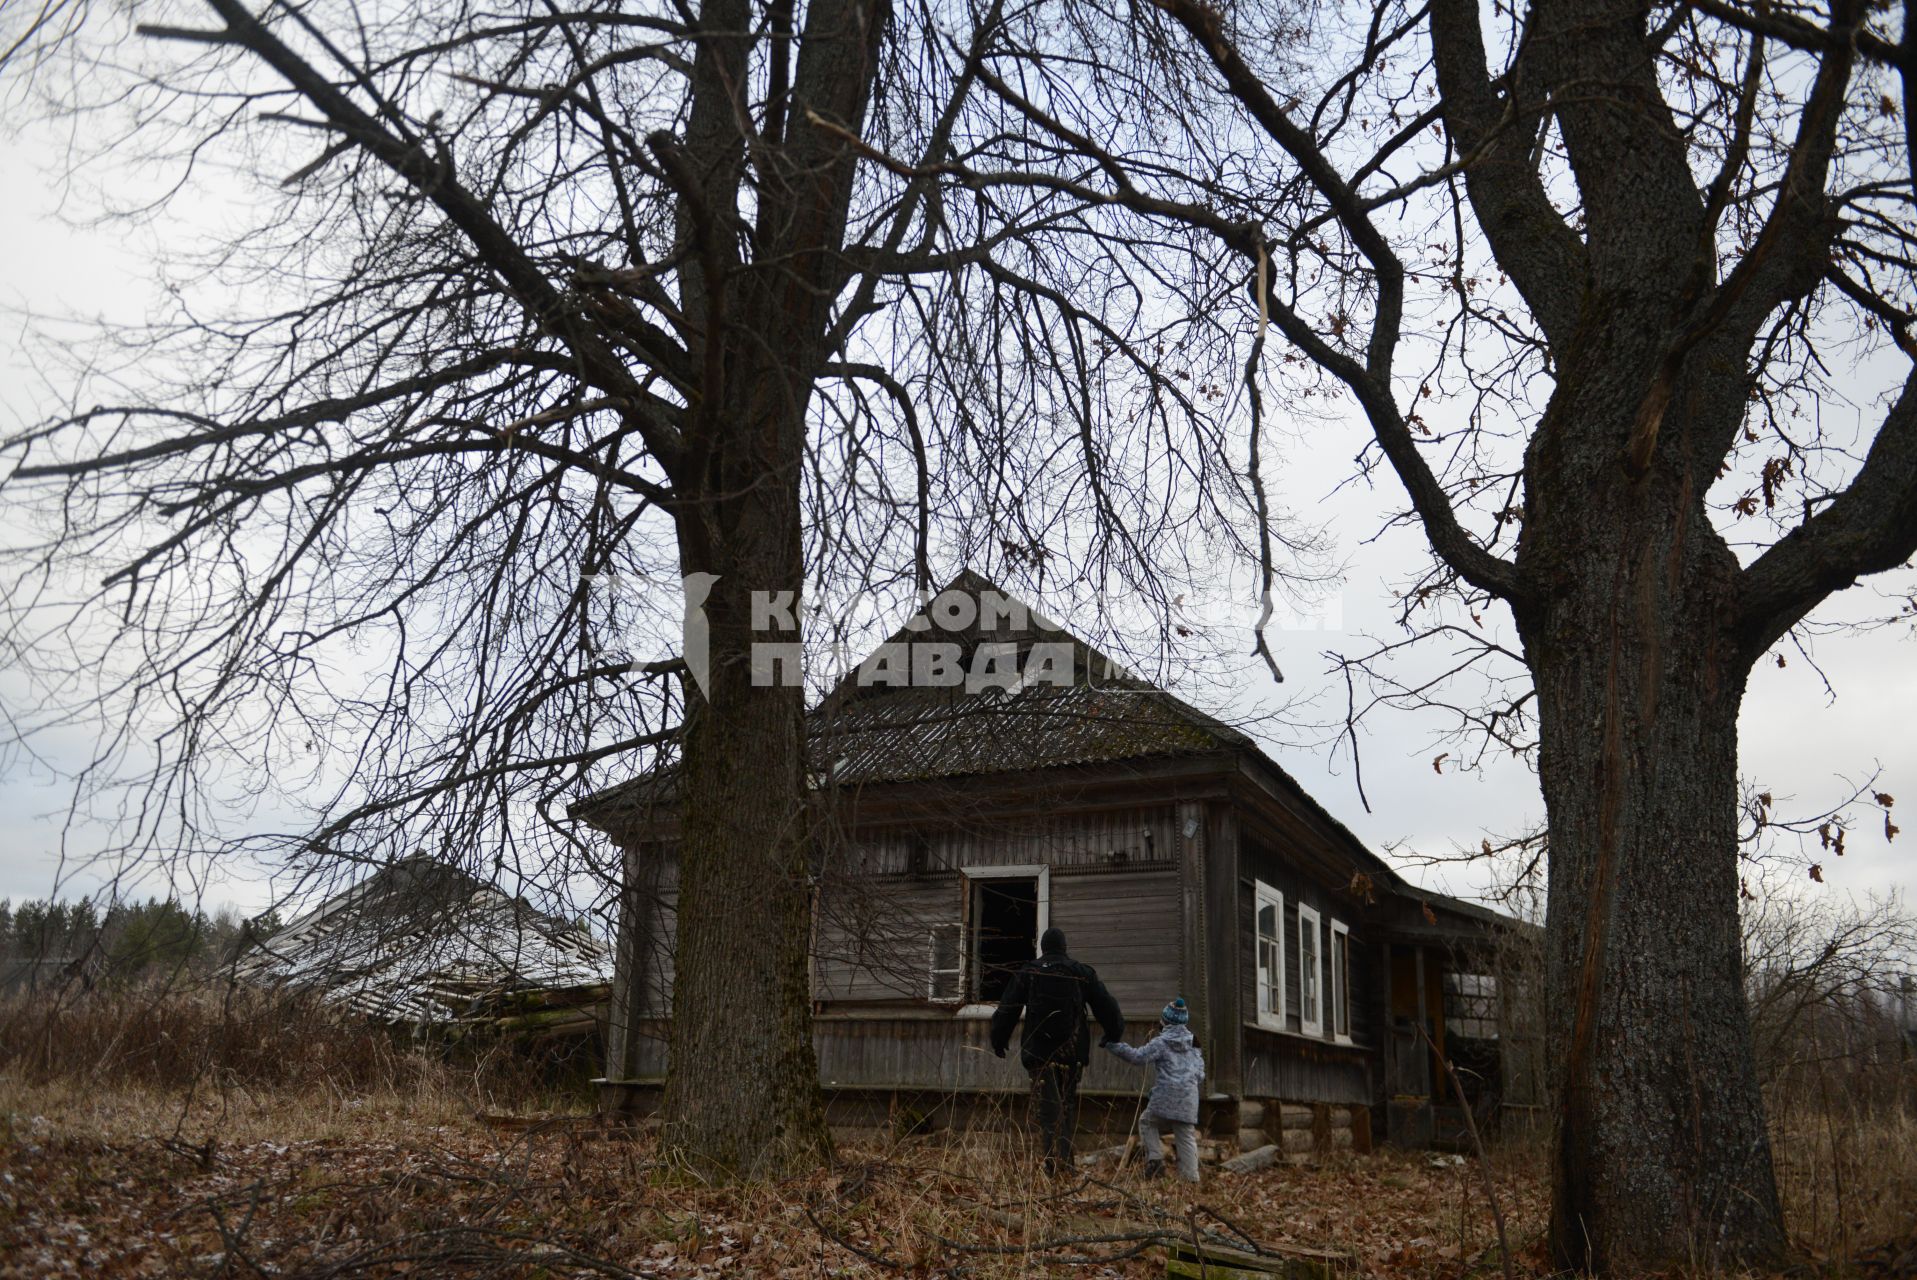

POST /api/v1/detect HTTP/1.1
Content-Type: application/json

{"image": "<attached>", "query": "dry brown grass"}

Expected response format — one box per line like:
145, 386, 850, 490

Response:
0, 1075, 1552, 1280
10, 1065, 1916, 1278
3, 987, 1913, 1276
0, 1080, 1556, 1280
0, 985, 592, 1113
1771, 1092, 1917, 1268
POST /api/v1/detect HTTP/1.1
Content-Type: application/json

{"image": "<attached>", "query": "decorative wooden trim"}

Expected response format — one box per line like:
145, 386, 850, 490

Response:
1298, 902, 1324, 1038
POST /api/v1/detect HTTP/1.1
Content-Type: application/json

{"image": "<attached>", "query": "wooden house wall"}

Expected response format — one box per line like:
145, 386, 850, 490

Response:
1231, 838, 1379, 1104
814, 872, 958, 1002
611, 848, 677, 1020
814, 1014, 1175, 1095
605, 797, 1432, 1114
627, 806, 1187, 1017
823, 804, 1182, 875
1240, 1034, 1373, 1104
638, 885, 677, 1015
811, 805, 1185, 1013
1236, 843, 1374, 1041
611, 1014, 1173, 1095
1050, 868, 1180, 1014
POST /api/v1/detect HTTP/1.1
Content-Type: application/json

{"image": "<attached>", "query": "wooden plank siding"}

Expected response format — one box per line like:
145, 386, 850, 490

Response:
1051, 867, 1181, 1013
815, 1014, 1174, 1096
618, 806, 1189, 1016
1232, 837, 1381, 1106
612, 1013, 1173, 1099
1241, 1032, 1374, 1104
808, 865, 1181, 1011
1204, 802, 1244, 1098
814, 872, 957, 1003
807, 800, 1188, 1009
821, 804, 1184, 875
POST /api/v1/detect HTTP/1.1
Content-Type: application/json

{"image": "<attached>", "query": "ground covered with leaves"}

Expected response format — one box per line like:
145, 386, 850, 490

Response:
1, 1078, 1909, 1278
0, 1078, 1553, 1279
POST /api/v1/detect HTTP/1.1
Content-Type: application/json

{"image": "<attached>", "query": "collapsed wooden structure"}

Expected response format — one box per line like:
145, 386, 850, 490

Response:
578, 572, 1540, 1148
234, 857, 614, 1035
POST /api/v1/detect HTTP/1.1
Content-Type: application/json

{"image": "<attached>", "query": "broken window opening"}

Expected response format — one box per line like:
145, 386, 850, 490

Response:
969, 875, 1039, 1003
1444, 972, 1500, 1040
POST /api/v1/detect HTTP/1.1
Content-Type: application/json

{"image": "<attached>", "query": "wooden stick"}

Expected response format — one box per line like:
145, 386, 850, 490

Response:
1421, 1026, 1515, 1280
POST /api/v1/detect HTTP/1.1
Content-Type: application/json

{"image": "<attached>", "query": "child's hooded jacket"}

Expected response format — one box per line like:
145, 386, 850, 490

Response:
1104, 1025, 1205, 1123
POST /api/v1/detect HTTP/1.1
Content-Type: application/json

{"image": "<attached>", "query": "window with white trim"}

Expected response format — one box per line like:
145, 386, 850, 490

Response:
1254, 881, 1286, 1030
1329, 918, 1351, 1042
1298, 902, 1323, 1037
928, 923, 963, 1002
960, 865, 1050, 1007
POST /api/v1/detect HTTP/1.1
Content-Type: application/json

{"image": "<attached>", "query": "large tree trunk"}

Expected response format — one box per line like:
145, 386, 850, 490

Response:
646, 0, 883, 1178
1519, 399, 1786, 1270
662, 371, 829, 1178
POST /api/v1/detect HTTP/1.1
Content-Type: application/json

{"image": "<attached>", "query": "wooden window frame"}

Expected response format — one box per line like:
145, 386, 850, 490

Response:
956, 864, 1050, 1017
927, 922, 963, 1003
1329, 917, 1351, 1043
1253, 880, 1286, 1031
1298, 902, 1324, 1038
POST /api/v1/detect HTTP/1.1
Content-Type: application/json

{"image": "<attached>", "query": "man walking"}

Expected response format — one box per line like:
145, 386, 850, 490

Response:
990, 926, 1125, 1173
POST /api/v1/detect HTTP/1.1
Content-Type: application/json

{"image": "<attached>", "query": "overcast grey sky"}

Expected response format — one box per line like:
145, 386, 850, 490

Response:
2, 107, 1911, 921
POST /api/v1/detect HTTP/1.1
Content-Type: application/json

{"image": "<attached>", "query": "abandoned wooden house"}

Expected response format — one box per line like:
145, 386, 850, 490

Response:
576, 572, 1537, 1151
234, 856, 615, 1035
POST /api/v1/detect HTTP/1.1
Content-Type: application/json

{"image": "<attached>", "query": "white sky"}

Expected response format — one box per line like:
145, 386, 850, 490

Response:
1, 105, 1912, 922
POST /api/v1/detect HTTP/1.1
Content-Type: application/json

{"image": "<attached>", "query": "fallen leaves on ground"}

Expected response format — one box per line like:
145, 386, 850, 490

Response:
0, 1088, 1551, 1280
1, 1084, 1893, 1278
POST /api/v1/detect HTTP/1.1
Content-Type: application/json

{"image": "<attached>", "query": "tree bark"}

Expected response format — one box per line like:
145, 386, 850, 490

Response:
662, 389, 830, 1177
1517, 376, 1786, 1270
650, 0, 884, 1180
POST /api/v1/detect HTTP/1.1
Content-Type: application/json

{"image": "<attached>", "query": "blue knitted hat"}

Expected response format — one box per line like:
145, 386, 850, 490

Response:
1161, 998, 1190, 1025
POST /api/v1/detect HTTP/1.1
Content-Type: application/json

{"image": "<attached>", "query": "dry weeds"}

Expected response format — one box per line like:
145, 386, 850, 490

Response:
0, 1002, 1910, 1278
0, 1073, 1557, 1279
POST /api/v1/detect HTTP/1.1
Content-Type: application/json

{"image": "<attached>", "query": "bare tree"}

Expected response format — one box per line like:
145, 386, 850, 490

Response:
0, 0, 1288, 1179
849, 0, 1917, 1267
1743, 871, 1917, 1092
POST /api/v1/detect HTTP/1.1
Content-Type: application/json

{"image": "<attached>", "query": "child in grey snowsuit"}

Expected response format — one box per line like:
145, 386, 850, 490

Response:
1103, 998, 1206, 1183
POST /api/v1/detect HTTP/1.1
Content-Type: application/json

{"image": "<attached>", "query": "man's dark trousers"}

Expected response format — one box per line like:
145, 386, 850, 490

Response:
1028, 1060, 1082, 1174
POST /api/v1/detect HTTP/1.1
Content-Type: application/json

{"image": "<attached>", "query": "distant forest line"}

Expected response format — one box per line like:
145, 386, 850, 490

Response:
0, 896, 281, 986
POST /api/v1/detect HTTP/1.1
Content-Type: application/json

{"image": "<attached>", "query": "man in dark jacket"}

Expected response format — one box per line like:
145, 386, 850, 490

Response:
990, 926, 1125, 1173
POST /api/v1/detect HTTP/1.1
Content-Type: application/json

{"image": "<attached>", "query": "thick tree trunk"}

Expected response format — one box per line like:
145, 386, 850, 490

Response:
661, 389, 829, 1178
1519, 411, 1785, 1270
649, 0, 883, 1177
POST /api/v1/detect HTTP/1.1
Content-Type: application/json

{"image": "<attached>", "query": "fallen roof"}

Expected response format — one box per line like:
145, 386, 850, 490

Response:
234, 857, 613, 1026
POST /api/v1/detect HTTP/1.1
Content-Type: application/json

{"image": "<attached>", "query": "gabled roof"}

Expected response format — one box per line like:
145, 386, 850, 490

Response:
805, 568, 1252, 785
233, 857, 613, 1025
571, 572, 1520, 941
575, 569, 1251, 819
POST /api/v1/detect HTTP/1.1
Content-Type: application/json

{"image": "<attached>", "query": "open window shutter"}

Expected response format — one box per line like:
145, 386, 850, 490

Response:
928, 923, 962, 1002
1255, 902, 1275, 1017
